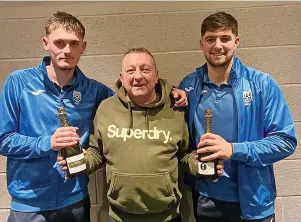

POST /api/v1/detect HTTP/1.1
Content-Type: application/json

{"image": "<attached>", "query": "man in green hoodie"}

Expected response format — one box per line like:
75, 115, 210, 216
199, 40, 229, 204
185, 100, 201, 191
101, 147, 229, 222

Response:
59, 47, 223, 222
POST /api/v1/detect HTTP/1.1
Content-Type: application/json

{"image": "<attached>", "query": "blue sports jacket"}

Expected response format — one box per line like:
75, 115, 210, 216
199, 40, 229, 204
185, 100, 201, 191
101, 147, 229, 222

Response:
179, 56, 297, 219
0, 57, 114, 212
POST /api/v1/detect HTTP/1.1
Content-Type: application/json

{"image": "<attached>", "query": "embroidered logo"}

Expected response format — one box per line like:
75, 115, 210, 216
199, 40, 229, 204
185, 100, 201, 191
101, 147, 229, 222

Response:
32, 90, 46, 95
184, 87, 194, 92
243, 90, 252, 106
201, 89, 207, 94
73, 91, 81, 105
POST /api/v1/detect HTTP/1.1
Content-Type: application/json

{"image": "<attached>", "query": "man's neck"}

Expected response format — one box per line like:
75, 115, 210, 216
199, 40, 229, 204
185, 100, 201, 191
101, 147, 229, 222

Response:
127, 91, 157, 106
207, 59, 233, 86
46, 64, 75, 87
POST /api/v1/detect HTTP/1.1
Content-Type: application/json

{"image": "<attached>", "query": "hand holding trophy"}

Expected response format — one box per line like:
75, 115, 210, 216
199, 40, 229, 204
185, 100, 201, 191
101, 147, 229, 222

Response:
197, 109, 219, 180
196, 109, 234, 181
52, 107, 86, 178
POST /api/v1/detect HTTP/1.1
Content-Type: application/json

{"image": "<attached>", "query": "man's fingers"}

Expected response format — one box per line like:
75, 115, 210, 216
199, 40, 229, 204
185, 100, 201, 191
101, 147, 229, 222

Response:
197, 144, 218, 154
174, 98, 188, 107
55, 131, 80, 139
217, 169, 223, 176
212, 170, 223, 182
55, 136, 80, 143
56, 127, 79, 132
216, 159, 224, 170
197, 139, 216, 148
216, 163, 224, 170
200, 152, 219, 162
171, 89, 179, 100
58, 159, 67, 166
55, 141, 78, 149
200, 133, 218, 141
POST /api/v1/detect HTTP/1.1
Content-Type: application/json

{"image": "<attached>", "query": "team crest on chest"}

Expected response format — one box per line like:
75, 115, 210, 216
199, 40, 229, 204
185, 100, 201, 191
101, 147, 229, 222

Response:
243, 90, 252, 106
73, 91, 81, 105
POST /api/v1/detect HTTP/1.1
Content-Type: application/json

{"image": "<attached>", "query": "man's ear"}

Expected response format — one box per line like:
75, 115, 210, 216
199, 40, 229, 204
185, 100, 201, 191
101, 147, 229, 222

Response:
120, 72, 123, 85
234, 36, 240, 50
200, 39, 204, 51
81, 40, 87, 54
156, 70, 159, 83
42, 37, 49, 51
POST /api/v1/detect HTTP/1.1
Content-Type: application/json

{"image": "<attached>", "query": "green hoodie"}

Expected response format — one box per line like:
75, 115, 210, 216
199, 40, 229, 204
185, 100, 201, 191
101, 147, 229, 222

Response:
85, 79, 198, 222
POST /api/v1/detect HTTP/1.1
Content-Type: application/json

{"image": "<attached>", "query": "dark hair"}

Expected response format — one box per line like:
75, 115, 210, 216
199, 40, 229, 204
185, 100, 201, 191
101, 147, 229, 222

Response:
124, 47, 157, 68
201, 11, 238, 37
45, 11, 85, 39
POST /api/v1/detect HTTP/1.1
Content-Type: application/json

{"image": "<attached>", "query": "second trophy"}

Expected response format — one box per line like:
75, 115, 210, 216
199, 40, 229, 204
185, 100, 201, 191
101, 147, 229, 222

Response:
197, 109, 219, 180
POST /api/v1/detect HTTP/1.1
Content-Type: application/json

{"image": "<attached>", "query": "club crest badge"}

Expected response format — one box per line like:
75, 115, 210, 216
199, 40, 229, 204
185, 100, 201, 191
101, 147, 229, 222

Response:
243, 90, 252, 106
184, 87, 194, 92
73, 91, 81, 105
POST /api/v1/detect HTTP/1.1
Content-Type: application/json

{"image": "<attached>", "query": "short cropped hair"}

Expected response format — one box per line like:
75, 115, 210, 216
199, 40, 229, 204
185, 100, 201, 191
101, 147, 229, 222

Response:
201, 11, 238, 37
45, 11, 85, 39
123, 47, 157, 69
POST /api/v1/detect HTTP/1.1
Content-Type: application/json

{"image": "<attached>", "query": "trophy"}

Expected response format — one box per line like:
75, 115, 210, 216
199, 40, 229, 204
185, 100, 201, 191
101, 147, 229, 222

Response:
58, 107, 86, 177
197, 109, 218, 180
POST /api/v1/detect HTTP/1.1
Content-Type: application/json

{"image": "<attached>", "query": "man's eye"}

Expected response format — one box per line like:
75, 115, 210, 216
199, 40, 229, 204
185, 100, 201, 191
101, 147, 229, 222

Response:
221, 38, 231, 43
55, 41, 65, 48
126, 70, 135, 74
206, 39, 214, 43
71, 42, 79, 46
142, 69, 151, 74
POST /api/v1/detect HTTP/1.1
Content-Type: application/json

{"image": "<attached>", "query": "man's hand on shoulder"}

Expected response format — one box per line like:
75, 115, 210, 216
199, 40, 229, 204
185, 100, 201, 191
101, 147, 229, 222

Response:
172, 88, 188, 107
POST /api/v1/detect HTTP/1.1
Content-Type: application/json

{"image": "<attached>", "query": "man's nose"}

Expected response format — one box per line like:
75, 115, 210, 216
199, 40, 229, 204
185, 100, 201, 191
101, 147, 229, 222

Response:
134, 70, 143, 79
214, 38, 223, 49
63, 44, 71, 53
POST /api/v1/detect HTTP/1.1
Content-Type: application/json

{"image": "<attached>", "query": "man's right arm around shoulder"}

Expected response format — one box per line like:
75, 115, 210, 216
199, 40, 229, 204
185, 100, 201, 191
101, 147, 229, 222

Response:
84, 127, 106, 174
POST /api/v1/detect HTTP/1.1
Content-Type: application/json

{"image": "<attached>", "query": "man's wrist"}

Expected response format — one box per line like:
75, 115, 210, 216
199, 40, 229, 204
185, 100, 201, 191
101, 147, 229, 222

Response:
230, 143, 234, 159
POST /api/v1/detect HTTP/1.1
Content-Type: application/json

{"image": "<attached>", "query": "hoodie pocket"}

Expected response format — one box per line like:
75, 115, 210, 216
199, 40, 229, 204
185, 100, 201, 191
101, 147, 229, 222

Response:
107, 171, 178, 214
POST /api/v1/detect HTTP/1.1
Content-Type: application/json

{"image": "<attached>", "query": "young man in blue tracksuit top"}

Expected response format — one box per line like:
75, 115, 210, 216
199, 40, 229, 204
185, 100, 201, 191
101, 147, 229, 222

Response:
0, 11, 115, 222
179, 11, 297, 222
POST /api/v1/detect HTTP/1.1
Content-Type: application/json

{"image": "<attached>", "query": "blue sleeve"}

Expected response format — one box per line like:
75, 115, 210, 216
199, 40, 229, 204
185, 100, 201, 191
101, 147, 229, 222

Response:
0, 74, 52, 159
178, 76, 197, 149
108, 87, 115, 97
178, 78, 186, 90
232, 76, 297, 166
96, 83, 114, 106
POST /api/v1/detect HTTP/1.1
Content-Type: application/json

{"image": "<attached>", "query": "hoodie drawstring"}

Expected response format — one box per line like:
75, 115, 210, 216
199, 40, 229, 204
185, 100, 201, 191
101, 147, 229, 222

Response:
127, 102, 152, 134
127, 102, 133, 135
145, 108, 150, 131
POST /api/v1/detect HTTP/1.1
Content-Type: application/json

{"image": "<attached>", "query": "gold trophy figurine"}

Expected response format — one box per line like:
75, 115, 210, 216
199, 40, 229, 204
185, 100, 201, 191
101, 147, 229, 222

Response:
58, 107, 86, 177
197, 109, 218, 180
